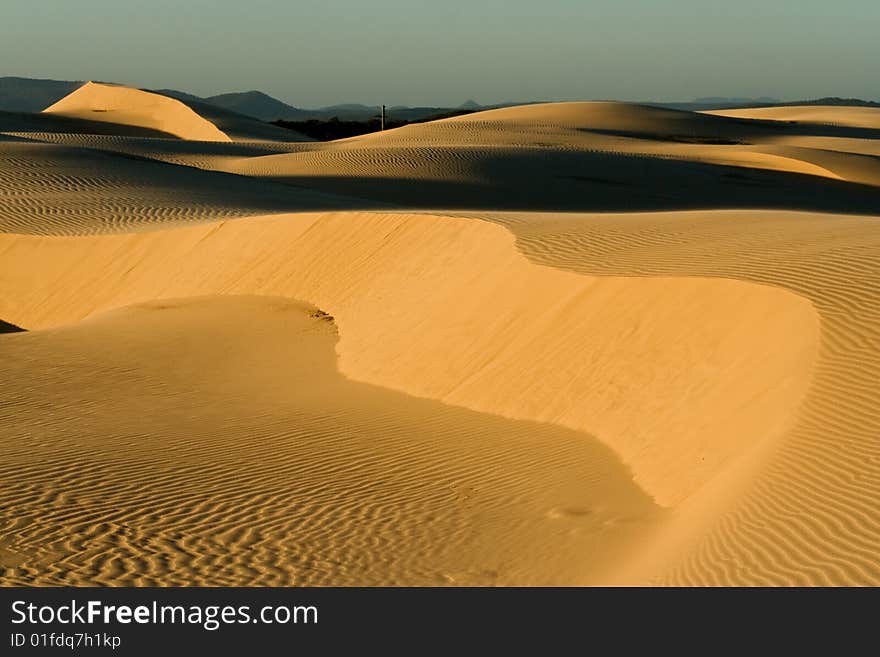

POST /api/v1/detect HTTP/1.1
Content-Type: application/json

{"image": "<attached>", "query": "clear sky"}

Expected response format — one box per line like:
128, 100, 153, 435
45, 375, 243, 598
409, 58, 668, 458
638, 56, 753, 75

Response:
2, 0, 877, 107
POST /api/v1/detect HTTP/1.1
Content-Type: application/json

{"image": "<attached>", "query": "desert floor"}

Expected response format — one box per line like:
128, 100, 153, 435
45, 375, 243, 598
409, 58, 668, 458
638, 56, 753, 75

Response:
1, 83, 879, 585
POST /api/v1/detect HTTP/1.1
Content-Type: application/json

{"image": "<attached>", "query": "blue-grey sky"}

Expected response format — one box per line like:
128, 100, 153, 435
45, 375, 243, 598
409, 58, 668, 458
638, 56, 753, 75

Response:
2, 0, 877, 107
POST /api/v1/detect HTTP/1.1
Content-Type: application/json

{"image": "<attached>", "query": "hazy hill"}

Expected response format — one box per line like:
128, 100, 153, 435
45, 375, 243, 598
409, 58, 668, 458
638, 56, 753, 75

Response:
201, 90, 309, 121
694, 96, 780, 105
153, 88, 205, 104
0, 76, 83, 112
2, 76, 877, 124
749, 96, 880, 109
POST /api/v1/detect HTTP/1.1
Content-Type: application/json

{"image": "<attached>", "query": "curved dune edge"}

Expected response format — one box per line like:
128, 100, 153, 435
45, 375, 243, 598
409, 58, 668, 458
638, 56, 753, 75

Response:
1, 296, 662, 585
44, 82, 231, 142
495, 209, 880, 585
0, 211, 818, 515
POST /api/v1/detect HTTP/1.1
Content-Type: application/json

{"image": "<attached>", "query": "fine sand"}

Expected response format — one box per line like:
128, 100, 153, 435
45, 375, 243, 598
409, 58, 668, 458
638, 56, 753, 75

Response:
1, 90, 879, 585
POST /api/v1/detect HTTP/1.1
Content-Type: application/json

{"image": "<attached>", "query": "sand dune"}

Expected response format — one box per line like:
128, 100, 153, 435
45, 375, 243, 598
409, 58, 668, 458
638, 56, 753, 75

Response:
706, 105, 880, 130
0, 211, 819, 510
0, 109, 177, 139
43, 81, 310, 143
10, 95, 880, 216
0, 296, 659, 585
44, 82, 232, 141
168, 95, 311, 142
1, 98, 879, 586
502, 209, 880, 584
222, 102, 880, 213
0, 131, 315, 171
0, 138, 370, 235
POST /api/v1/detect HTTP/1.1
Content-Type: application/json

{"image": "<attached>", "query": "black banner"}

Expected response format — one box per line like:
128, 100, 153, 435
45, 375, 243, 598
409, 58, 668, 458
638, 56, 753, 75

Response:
1, 587, 874, 654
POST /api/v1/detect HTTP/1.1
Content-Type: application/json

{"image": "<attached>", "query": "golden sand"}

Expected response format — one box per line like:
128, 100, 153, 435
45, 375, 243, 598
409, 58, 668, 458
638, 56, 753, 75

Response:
2, 90, 879, 585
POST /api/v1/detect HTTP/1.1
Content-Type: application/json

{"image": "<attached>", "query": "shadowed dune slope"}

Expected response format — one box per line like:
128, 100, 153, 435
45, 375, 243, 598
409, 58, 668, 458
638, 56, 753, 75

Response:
223, 102, 880, 213
0, 296, 660, 586
5, 100, 880, 221
0, 110, 177, 139
0, 131, 316, 172
166, 95, 312, 142
0, 139, 375, 235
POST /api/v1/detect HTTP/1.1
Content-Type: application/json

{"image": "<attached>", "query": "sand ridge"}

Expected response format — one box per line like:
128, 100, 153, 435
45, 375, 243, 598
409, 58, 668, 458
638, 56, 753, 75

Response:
44, 82, 232, 141
0, 138, 378, 235
0, 210, 818, 518
42, 81, 311, 143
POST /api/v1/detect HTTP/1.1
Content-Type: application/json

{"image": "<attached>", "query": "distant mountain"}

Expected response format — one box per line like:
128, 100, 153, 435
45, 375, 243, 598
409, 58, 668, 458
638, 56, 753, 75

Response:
324, 103, 376, 112
153, 88, 204, 104
768, 97, 880, 108
0, 76, 83, 112
459, 99, 481, 110
201, 90, 309, 121
693, 96, 780, 105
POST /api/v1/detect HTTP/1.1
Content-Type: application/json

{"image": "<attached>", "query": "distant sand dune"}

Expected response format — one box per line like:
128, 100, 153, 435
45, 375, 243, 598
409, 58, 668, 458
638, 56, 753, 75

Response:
705, 105, 880, 130
44, 82, 231, 141
222, 102, 880, 213
0, 130, 315, 171
6, 95, 880, 219
7, 95, 880, 220
0, 140, 371, 235
42, 82, 310, 143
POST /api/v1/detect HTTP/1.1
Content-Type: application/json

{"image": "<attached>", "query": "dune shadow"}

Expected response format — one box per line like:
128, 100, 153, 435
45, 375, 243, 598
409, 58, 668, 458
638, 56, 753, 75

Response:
0, 110, 178, 139
0, 319, 24, 334
258, 148, 880, 215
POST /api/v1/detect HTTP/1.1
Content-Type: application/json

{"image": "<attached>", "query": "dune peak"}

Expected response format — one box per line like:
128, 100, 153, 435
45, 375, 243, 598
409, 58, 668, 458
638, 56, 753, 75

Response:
44, 81, 232, 141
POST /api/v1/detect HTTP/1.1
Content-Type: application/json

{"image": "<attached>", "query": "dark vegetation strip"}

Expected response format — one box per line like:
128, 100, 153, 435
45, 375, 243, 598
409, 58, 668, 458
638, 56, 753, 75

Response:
272, 110, 477, 141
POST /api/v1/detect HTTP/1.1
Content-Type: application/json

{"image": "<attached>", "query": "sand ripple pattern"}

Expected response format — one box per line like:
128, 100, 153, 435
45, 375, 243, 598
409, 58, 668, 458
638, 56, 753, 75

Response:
1, 132, 315, 170
227, 102, 880, 214
0, 141, 361, 235
500, 210, 880, 585
0, 297, 658, 586
2, 100, 879, 586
